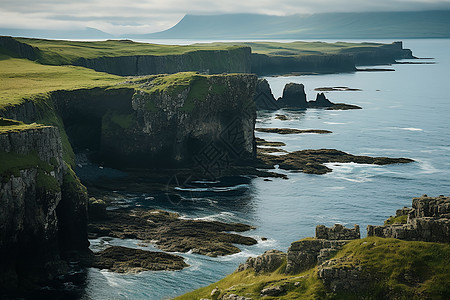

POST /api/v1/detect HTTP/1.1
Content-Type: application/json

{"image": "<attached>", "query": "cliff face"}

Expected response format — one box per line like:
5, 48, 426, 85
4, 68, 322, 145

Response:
0, 36, 39, 60
251, 53, 356, 75
1, 73, 257, 170
73, 47, 252, 76
104, 74, 257, 169
343, 41, 414, 65
0, 72, 257, 293
0, 122, 88, 292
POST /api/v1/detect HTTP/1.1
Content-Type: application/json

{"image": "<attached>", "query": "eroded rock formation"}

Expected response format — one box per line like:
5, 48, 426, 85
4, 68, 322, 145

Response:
367, 195, 450, 242
277, 83, 307, 108
254, 79, 279, 110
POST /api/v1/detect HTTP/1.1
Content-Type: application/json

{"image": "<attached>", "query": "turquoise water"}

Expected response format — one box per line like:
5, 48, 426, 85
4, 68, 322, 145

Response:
79, 39, 450, 299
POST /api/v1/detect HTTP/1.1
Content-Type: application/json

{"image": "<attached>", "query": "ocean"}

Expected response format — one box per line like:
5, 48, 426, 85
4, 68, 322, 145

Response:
75, 39, 450, 299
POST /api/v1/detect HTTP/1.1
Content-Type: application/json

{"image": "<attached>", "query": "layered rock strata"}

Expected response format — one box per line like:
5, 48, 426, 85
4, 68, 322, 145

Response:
367, 195, 450, 242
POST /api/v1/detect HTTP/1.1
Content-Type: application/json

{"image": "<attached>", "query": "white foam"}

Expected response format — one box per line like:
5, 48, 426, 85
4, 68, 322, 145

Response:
419, 160, 439, 174
324, 122, 347, 125
400, 127, 423, 131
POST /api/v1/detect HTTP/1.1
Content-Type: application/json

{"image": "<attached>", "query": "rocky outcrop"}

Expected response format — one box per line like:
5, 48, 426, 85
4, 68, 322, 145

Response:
285, 239, 349, 274
255, 128, 331, 134
257, 148, 414, 175
308, 93, 333, 107
317, 257, 371, 292
253, 79, 279, 110
274, 83, 361, 110
316, 224, 360, 240
73, 47, 252, 76
88, 208, 257, 257
238, 224, 359, 275
0, 122, 88, 293
92, 246, 188, 273
367, 195, 450, 242
237, 250, 286, 273
276, 83, 307, 108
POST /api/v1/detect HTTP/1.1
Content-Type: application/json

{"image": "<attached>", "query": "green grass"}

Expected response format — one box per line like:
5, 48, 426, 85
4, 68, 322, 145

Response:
0, 55, 124, 109
0, 150, 53, 179
176, 261, 327, 300
384, 214, 408, 225
36, 170, 61, 192
14, 38, 244, 65
194, 41, 387, 57
137, 72, 231, 112
177, 237, 450, 299
0, 117, 48, 133
326, 237, 450, 299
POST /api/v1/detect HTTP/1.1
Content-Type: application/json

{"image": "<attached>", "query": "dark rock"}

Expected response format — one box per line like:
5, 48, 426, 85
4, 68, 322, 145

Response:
89, 209, 257, 257
367, 195, 450, 243
88, 197, 107, 220
316, 224, 360, 240
255, 137, 285, 147
275, 114, 289, 120
101, 74, 257, 169
308, 93, 333, 107
257, 147, 287, 154
255, 128, 332, 134
315, 87, 362, 92
254, 79, 280, 110
0, 125, 88, 292
257, 148, 414, 175
237, 249, 286, 273
327, 103, 362, 110
92, 246, 188, 273
277, 83, 307, 108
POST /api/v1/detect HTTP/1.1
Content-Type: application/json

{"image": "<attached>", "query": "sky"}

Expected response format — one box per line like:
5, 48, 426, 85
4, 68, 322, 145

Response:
1, 0, 450, 35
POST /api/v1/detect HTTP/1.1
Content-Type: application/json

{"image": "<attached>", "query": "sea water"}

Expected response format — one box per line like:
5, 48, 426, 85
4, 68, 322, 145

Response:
78, 39, 450, 299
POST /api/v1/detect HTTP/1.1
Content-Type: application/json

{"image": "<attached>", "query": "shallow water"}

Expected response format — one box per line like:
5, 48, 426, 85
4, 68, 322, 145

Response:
77, 39, 449, 299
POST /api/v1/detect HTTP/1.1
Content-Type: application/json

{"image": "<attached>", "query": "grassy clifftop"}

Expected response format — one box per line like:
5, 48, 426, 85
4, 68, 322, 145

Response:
177, 237, 450, 299
197, 40, 391, 56
0, 54, 123, 109
10, 37, 246, 65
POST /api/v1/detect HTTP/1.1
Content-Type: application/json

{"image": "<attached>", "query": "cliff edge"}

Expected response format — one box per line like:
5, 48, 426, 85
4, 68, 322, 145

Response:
0, 119, 88, 294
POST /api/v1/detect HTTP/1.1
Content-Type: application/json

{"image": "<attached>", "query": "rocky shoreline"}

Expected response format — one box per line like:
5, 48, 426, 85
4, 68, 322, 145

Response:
88, 207, 257, 257
256, 148, 414, 175
179, 195, 450, 299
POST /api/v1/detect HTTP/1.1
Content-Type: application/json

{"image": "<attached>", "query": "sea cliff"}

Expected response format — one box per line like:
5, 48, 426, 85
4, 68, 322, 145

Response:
0, 120, 88, 293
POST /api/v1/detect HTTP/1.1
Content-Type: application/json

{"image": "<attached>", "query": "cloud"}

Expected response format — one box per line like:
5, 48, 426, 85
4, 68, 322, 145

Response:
0, 0, 449, 35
